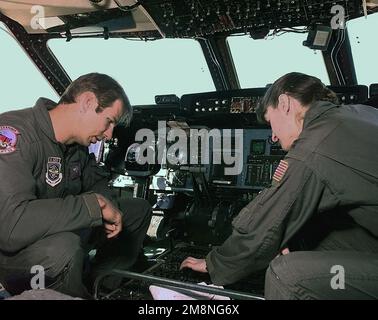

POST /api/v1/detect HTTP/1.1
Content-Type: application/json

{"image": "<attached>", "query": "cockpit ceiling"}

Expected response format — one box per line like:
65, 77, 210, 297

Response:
0, 0, 158, 34
0, 0, 378, 38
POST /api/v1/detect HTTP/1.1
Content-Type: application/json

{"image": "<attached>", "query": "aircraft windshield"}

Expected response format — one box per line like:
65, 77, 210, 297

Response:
227, 31, 330, 88
0, 22, 58, 113
48, 38, 215, 105
348, 13, 378, 86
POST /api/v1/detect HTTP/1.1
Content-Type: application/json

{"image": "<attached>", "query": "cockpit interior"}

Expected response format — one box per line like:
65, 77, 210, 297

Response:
1, 0, 377, 300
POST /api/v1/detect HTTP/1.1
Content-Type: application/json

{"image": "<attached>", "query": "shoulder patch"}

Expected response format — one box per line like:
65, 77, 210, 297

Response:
273, 160, 289, 184
0, 126, 20, 154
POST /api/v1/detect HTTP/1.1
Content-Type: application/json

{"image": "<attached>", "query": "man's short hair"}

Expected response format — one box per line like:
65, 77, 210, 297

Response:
59, 73, 132, 126
256, 72, 339, 124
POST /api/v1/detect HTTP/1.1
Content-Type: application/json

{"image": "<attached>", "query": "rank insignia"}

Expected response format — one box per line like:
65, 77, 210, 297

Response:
273, 160, 289, 184
0, 126, 20, 154
46, 157, 63, 187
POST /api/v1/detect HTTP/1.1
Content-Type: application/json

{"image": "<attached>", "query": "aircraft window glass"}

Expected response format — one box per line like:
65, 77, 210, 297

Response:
48, 38, 215, 105
227, 32, 330, 88
348, 13, 378, 87
0, 23, 58, 113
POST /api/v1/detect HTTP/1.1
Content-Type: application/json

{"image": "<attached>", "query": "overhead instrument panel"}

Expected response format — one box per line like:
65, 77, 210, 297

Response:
140, 0, 365, 38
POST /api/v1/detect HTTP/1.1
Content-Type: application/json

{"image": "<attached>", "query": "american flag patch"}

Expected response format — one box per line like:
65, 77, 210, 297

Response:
273, 160, 288, 183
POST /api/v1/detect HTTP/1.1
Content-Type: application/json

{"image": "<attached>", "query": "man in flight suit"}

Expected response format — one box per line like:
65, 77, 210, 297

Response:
181, 72, 378, 299
0, 73, 152, 298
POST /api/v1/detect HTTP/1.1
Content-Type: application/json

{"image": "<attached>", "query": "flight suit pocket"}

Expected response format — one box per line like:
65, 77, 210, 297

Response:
69, 162, 82, 180
257, 185, 278, 206
66, 162, 82, 195
232, 206, 255, 234
232, 186, 278, 233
